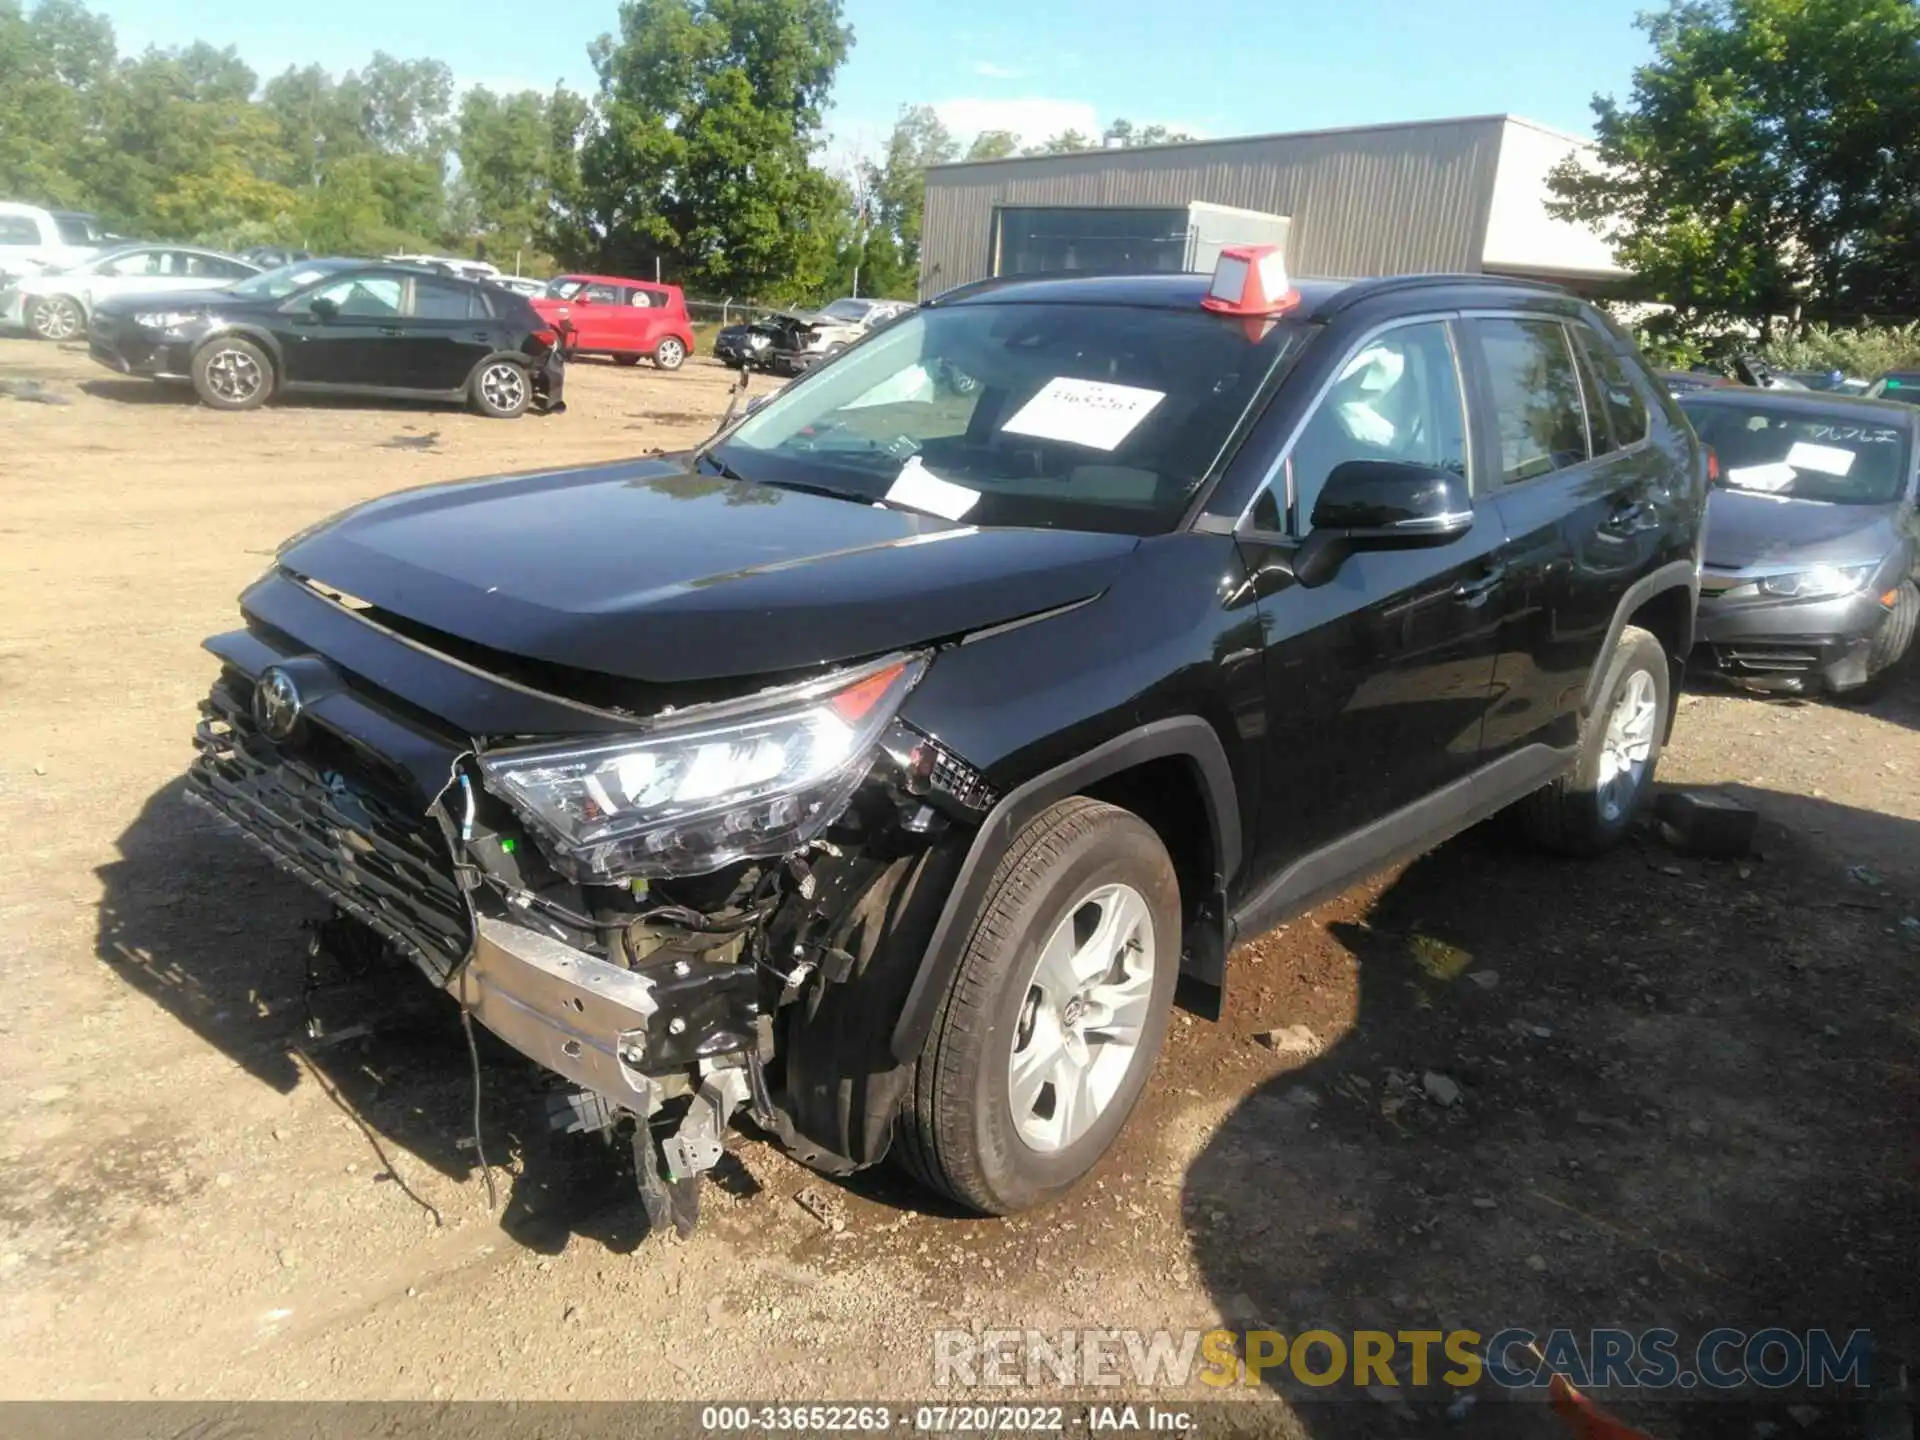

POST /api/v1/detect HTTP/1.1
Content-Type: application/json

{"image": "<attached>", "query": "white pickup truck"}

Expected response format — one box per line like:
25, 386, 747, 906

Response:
0, 202, 110, 283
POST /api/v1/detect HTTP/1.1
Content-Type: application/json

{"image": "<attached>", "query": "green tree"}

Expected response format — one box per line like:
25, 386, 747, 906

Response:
566, 0, 853, 294
1021, 118, 1194, 156
1549, 0, 1920, 342
964, 128, 1018, 162
0, 0, 115, 205
849, 103, 955, 297
457, 83, 592, 266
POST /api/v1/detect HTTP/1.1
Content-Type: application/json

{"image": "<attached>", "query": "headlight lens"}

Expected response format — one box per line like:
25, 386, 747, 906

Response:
132, 310, 202, 330
1757, 563, 1875, 599
478, 654, 926, 880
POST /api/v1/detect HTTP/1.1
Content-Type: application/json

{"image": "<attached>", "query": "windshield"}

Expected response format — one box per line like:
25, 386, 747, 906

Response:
712, 301, 1301, 534
1684, 402, 1913, 505
53, 212, 103, 245
1868, 373, 1920, 405
228, 260, 352, 300
819, 298, 873, 322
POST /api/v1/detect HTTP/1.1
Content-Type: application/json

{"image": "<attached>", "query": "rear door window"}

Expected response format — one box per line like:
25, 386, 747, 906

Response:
1467, 317, 1591, 483
411, 278, 477, 320
1573, 325, 1650, 448
0, 216, 37, 244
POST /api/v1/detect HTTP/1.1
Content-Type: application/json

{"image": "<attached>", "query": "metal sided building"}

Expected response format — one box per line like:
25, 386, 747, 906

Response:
918, 114, 1624, 299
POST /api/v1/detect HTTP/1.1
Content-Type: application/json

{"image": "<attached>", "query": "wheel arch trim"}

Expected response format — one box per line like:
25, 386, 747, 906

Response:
1583, 558, 1699, 715
887, 715, 1241, 1064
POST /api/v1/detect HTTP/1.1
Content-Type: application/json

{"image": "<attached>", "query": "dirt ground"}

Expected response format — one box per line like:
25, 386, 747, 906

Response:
0, 337, 1915, 1437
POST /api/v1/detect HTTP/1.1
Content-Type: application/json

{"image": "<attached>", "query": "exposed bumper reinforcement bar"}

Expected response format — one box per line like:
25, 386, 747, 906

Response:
451, 915, 661, 1107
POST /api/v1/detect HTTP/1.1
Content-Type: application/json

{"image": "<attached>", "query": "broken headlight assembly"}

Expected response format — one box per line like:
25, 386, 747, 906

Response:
478, 653, 927, 881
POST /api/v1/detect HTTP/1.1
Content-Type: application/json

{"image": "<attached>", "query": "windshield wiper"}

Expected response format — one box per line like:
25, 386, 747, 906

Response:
696, 451, 747, 482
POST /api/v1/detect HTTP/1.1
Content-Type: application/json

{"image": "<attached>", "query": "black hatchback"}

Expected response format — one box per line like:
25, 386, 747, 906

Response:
88, 258, 565, 418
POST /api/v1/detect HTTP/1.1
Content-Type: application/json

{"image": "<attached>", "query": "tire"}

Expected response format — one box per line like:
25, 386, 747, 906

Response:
1515, 625, 1670, 855
469, 358, 530, 419
27, 295, 84, 342
653, 336, 687, 370
894, 797, 1181, 1215
614, 353, 642, 367
190, 336, 274, 411
1838, 579, 1918, 702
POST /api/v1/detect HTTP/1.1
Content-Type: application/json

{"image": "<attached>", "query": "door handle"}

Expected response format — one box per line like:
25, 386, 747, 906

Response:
379, 325, 404, 337
1453, 566, 1507, 607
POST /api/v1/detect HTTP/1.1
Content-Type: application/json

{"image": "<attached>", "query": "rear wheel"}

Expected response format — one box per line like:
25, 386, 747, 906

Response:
28, 295, 84, 342
653, 336, 687, 370
190, 337, 273, 411
470, 359, 530, 418
1515, 625, 1669, 855
894, 797, 1180, 1215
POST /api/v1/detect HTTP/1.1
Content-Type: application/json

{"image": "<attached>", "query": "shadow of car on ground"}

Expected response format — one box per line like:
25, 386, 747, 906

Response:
1183, 784, 1918, 1439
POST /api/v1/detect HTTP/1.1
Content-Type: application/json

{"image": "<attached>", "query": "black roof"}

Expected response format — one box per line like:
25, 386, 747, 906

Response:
927, 269, 1571, 320
1678, 387, 1920, 424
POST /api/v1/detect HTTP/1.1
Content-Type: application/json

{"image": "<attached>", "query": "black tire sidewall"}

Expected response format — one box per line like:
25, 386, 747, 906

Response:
191, 337, 272, 411
1574, 627, 1670, 846
1868, 581, 1918, 677
957, 812, 1180, 1212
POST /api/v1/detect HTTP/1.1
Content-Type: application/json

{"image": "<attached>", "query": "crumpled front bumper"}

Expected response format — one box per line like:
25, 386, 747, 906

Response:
1694, 589, 1892, 692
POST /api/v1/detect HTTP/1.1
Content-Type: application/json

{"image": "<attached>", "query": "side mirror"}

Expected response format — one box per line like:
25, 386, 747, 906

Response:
309, 295, 339, 321
1293, 460, 1473, 587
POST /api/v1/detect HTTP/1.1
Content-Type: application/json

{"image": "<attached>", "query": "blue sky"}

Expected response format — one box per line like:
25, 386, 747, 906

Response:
94, 0, 1656, 163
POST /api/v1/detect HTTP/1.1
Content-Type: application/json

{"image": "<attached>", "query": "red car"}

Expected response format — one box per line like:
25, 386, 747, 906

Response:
532, 274, 696, 371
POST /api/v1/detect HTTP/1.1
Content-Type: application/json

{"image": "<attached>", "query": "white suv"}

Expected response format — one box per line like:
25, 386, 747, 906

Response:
0, 203, 109, 283
2, 244, 259, 341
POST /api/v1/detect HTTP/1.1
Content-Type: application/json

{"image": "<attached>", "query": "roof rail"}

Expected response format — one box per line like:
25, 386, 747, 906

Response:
1319, 271, 1568, 314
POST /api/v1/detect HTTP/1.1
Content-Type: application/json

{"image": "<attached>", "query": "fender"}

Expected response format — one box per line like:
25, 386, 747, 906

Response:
887, 715, 1241, 1065
464, 350, 540, 385
192, 321, 288, 374
1582, 558, 1699, 715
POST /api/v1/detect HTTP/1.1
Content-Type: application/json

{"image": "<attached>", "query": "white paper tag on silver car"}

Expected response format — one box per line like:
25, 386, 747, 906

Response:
885, 456, 980, 520
1726, 462, 1798, 492
1784, 441, 1856, 476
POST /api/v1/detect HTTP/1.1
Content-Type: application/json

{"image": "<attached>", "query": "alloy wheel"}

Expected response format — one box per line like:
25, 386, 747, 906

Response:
1007, 882, 1157, 1154
205, 347, 264, 404
32, 298, 81, 341
656, 338, 686, 369
481, 363, 527, 412
1597, 667, 1658, 823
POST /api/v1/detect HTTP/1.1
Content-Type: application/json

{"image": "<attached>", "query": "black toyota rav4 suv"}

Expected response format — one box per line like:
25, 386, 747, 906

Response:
189, 271, 1704, 1226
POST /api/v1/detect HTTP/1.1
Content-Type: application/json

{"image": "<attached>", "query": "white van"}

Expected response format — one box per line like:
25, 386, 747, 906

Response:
0, 203, 110, 282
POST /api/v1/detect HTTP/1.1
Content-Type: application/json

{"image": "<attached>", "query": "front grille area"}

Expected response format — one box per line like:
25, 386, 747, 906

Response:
188, 672, 472, 979
1715, 643, 1823, 675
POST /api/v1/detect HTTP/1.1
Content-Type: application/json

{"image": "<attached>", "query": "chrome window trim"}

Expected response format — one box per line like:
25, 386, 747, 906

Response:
1233, 311, 1473, 537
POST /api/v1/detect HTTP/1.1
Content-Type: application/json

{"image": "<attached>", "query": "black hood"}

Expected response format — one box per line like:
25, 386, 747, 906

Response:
279, 458, 1137, 684
92, 286, 251, 316
1703, 488, 1902, 570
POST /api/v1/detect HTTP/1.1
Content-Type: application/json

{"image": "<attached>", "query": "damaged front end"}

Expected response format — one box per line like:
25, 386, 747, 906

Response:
186, 608, 997, 1234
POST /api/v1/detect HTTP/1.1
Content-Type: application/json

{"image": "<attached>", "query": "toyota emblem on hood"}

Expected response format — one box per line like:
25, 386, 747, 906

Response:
252, 667, 303, 741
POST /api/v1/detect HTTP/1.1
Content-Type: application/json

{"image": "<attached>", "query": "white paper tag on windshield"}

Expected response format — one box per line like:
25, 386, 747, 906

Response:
884, 456, 980, 520
1726, 462, 1798, 492
1785, 440, 1856, 476
1001, 377, 1165, 452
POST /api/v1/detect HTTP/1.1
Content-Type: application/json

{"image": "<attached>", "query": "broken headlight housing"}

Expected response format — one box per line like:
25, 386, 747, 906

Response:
478, 654, 926, 881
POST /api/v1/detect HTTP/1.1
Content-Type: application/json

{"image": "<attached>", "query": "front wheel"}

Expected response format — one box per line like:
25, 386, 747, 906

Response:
1515, 624, 1670, 855
894, 797, 1180, 1215
28, 295, 84, 342
191, 337, 274, 411
653, 336, 687, 370
470, 359, 530, 418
